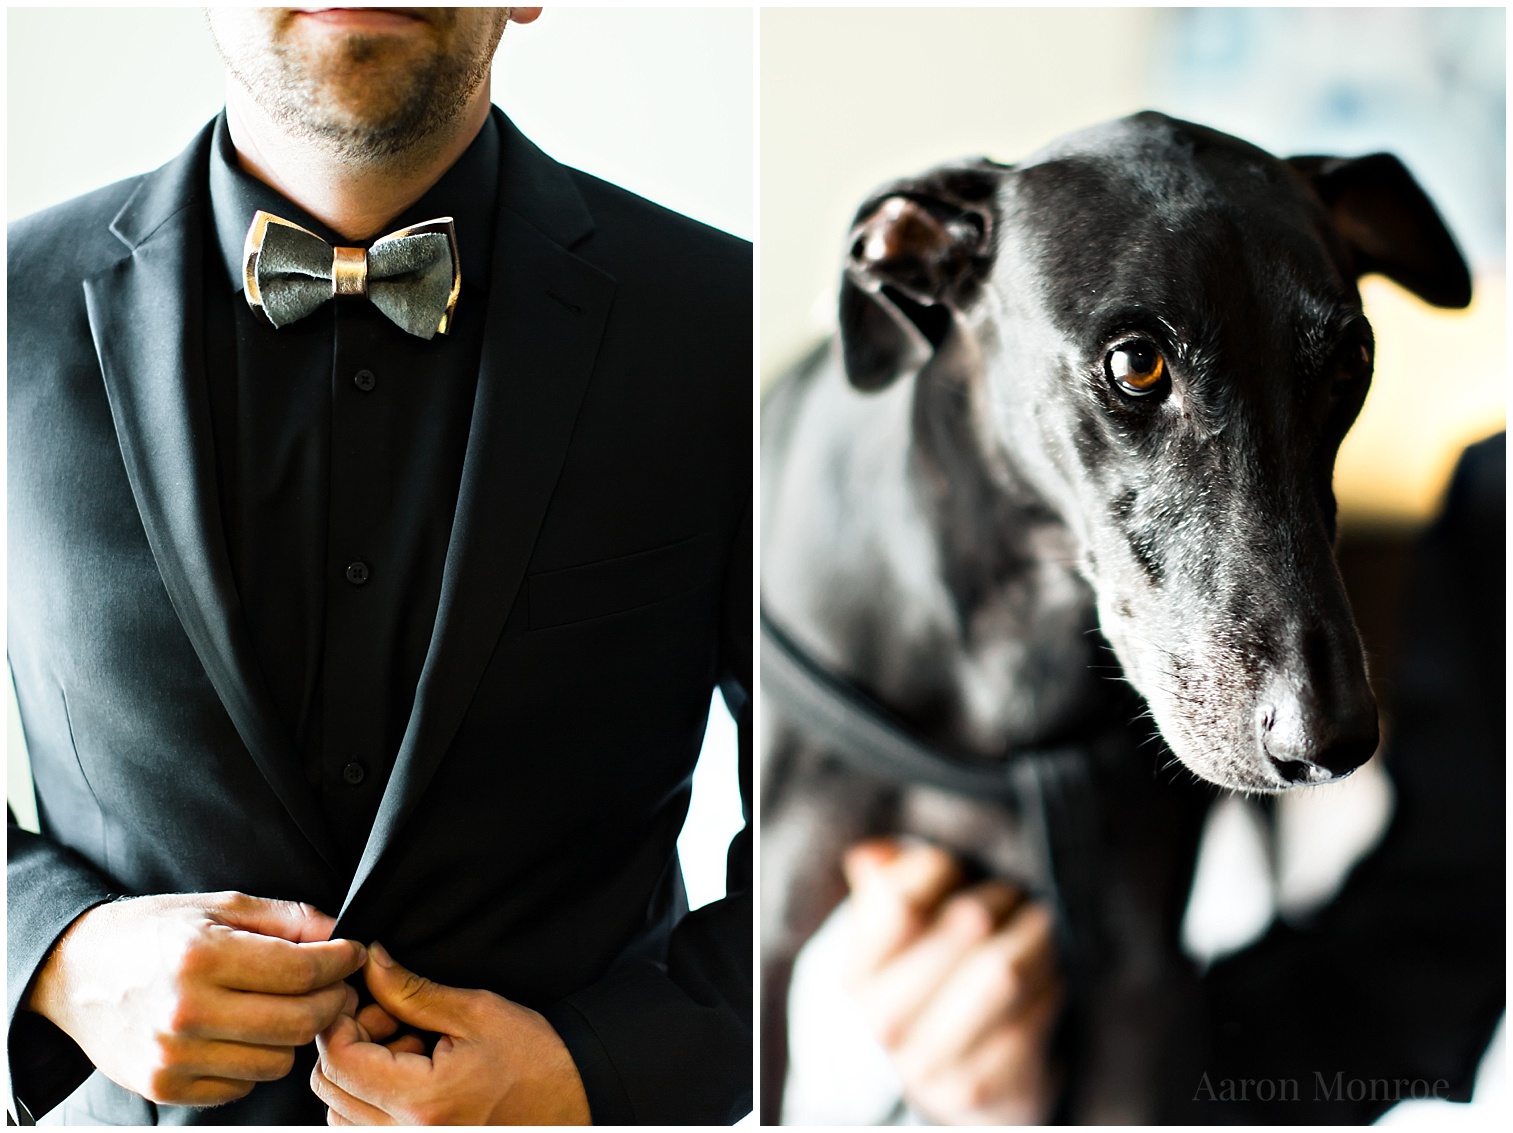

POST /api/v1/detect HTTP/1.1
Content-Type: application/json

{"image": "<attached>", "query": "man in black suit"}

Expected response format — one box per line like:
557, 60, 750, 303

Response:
8, 8, 751, 1124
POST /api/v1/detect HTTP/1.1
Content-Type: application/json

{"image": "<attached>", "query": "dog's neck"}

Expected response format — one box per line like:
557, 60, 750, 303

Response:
911, 357, 1115, 741
765, 350, 1111, 757
909, 353, 1068, 623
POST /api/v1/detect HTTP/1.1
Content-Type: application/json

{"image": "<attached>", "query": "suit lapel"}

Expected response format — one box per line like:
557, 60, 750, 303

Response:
85, 123, 343, 878
341, 113, 616, 914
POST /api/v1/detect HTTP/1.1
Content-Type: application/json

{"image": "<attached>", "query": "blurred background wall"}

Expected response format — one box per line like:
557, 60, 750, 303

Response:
6, 6, 754, 911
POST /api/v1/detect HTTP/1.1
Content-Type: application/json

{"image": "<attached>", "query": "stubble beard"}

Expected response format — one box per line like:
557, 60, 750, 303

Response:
219, 15, 503, 173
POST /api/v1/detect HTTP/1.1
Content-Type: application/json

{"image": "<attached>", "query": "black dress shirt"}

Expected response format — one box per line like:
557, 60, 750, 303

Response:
204, 115, 498, 865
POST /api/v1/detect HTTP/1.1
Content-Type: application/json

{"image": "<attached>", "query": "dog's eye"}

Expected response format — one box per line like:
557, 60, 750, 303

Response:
1340, 341, 1372, 382
1106, 341, 1167, 396
1328, 336, 1373, 398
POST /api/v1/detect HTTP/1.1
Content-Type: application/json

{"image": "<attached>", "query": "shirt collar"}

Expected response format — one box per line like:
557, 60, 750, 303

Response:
208, 110, 500, 295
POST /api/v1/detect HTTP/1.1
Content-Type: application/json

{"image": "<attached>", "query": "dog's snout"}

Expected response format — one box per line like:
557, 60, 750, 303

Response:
1256, 672, 1379, 786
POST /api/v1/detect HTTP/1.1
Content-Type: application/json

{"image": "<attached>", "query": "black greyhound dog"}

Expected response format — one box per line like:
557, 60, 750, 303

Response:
760, 112, 1470, 1122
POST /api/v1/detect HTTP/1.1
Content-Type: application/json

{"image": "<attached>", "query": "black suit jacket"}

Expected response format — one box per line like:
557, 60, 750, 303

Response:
7, 109, 752, 1125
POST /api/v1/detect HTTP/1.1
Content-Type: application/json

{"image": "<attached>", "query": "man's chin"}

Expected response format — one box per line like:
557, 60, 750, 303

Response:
288, 91, 441, 158
280, 34, 448, 139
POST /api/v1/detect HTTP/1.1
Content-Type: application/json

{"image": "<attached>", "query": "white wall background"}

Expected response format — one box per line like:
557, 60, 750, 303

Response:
5, 6, 752, 910
494, 7, 753, 240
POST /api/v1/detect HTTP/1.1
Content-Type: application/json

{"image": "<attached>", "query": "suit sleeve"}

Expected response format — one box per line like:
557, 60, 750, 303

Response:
540, 497, 753, 1125
7, 806, 122, 1121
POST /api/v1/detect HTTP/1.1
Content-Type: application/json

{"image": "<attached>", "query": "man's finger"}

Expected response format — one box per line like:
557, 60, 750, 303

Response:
956, 982, 1065, 1103
988, 901, 1059, 1020
846, 841, 968, 974
163, 1036, 299, 1083
162, 1076, 258, 1108
845, 840, 965, 912
899, 903, 1061, 1072
211, 893, 340, 944
213, 931, 367, 995
362, 942, 474, 1036
384, 1034, 427, 1056
854, 882, 1019, 1047
316, 1008, 430, 1109
311, 1059, 396, 1126
356, 1002, 401, 1043
188, 981, 360, 1046
345, 1004, 424, 1053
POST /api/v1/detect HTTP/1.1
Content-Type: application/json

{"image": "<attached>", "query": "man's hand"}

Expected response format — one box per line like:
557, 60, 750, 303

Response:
26, 891, 366, 1106
843, 838, 1064, 1125
312, 942, 591, 1125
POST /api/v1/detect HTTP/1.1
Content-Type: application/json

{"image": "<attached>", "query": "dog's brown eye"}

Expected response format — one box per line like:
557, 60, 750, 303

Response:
1106, 342, 1166, 396
1344, 341, 1372, 378
1332, 338, 1373, 392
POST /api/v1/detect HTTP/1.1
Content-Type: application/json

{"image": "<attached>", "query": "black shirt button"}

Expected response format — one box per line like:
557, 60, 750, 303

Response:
353, 369, 377, 392
345, 561, 370, 586
342, 761, 366, 786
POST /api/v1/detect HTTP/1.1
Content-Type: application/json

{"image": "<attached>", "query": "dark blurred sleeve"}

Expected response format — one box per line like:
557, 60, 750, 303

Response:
7, 806, 120, 1122
1170, 433, 1506, 1123
540, 498, 753, 1124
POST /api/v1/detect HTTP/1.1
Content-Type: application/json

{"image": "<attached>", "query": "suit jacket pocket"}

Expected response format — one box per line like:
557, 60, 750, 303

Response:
527, 532, 710, 630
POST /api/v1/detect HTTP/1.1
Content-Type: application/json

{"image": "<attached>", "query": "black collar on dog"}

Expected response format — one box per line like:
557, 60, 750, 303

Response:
760, 603, 1085, 803
759, 603, 1101, 922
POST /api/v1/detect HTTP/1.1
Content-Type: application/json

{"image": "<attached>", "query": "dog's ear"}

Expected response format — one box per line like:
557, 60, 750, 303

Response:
839, 166, 1000, 390
1289, 153, 1471, 309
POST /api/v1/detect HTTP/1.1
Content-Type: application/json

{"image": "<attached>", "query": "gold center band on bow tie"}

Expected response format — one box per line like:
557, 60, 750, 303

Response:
331, 246, 368, 298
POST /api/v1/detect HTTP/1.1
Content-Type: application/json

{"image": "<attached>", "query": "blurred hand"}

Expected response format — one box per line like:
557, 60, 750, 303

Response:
26, 891, 365, 1106
843, 838, 1063, 1125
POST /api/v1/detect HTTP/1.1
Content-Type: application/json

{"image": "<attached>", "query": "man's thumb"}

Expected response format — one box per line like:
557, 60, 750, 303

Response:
364, 942, 466, 1033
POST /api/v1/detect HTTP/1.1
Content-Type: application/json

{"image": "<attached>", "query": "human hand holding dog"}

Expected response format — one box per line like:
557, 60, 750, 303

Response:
843, 839, 1063, 1125
25, 891, 366, 1106
311, 942, 590, 1125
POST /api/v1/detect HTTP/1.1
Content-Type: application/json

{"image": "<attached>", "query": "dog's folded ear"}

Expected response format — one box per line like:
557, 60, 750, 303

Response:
839, 164, 1001, 390
1289, 153, 1472, 309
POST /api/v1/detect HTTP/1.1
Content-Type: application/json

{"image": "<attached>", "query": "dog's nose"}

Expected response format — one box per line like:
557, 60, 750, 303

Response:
1256, 619, 1381, 786
1257, 682, 1379, 786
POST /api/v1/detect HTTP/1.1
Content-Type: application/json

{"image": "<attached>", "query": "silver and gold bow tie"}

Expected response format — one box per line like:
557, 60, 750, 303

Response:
242, 211, 461, 339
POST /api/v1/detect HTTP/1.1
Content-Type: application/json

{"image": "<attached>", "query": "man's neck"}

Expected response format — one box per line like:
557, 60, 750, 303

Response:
223, 79, 492, 243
